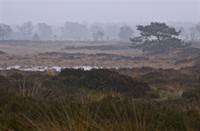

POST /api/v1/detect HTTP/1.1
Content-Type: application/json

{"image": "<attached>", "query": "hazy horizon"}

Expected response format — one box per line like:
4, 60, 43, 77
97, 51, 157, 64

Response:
0, 0, 199, 25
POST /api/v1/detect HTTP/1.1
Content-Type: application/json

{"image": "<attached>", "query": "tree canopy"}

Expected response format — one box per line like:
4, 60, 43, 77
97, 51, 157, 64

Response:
0, 24, 12, 40
118, 26, 134, 41
130, 22, 190, 51
61, 22, 89, 40
38, 23, 53, 40
90, 25, 105, 41
17, 22, 33, 40
32, 33, 40, 41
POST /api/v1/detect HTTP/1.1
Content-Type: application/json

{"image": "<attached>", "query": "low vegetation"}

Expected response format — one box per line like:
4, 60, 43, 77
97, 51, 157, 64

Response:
0, 65, 199, 130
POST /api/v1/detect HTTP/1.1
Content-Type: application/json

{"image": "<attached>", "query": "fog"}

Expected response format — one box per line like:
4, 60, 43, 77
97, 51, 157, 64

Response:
0, 0, 199, 24
0, 0, 200, 41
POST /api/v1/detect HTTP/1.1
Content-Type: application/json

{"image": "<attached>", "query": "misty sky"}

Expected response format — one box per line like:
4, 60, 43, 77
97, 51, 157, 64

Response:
0, 0, 199, 24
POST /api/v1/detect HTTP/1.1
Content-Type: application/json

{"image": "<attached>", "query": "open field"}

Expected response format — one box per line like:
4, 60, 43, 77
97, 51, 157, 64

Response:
0, 40, 200, 130
0, 40, 199, 69
1, 0, 200, 130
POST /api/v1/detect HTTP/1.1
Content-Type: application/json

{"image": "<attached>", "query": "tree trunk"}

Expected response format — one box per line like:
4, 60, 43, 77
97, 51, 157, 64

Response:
156, 34, 161, 45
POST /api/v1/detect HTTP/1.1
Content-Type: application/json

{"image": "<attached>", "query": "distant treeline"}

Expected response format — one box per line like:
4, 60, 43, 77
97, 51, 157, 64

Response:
0, 21, 200, 41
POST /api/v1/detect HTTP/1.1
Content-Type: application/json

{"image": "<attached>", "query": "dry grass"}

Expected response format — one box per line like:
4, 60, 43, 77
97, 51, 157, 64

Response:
0, 66, 199, 130
0, 40, 198, 69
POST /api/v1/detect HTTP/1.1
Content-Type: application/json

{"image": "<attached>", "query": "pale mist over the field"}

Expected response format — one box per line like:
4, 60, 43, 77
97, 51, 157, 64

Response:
0, 0, 199, 24
0, 0, 200, 41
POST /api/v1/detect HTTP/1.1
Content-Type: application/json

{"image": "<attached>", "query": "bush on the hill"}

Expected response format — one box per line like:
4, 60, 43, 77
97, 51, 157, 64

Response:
182, 88, 200, 101
60, 69, 152, 98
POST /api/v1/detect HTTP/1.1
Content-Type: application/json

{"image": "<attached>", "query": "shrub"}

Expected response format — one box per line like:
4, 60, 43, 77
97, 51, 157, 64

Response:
60, 69, 152, 98
182, 88, 200, 101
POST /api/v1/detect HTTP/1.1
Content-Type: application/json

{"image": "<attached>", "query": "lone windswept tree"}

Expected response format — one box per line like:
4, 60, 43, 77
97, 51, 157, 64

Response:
130, 22, 190, 51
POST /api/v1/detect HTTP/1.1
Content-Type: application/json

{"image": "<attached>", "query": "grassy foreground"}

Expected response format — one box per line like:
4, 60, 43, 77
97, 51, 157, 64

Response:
0, 67, 200, 131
